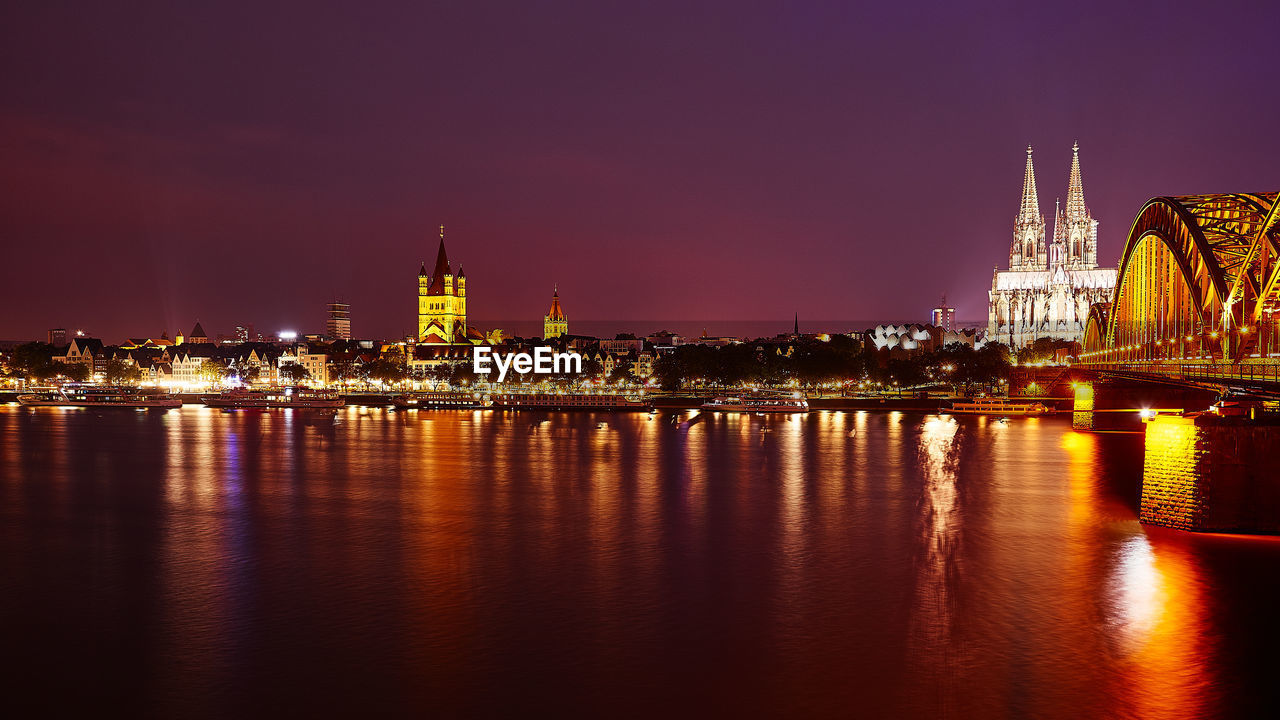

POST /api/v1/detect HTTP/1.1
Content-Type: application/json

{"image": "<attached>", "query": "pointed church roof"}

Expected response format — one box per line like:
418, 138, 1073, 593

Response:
1018, 145, 1042, 224
190, 321, 206, 338
1065, 141, 1088, 218
426, 234, 451, 295
418, 262, 428, 277
546, 285, 566, 320
1052, 198, 1063, 242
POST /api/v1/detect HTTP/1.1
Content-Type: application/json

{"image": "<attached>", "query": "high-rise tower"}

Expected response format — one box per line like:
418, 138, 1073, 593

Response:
326, 300, 351, 340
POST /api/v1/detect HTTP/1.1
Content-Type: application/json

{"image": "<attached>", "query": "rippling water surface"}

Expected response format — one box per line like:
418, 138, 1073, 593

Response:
3, 406, 1279, 718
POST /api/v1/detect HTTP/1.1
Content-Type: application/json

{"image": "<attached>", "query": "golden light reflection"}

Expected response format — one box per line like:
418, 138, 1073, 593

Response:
1107, 532, 1218, 719
1061, 429, 1102, 529
908, 414, 962, 681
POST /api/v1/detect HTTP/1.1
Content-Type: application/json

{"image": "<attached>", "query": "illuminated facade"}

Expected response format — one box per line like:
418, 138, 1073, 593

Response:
543, 286, 568, 339
989, 144, 1116, 347
1081, 192, 1280, 362
417, 226, 476, 345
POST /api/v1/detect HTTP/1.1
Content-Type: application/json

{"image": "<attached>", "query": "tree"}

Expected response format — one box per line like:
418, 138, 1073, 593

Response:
279, 362, 310, 384
329, 358, 359, 384
1016, 337, 1079, 365
105, 358, 143, 385
654, 353, 683, 391
363, 359, 407, 385
7, 342, 57, 379
448, 361, 477, 387
609, 362, 634, 384
199, 361, 229, 385
48, 363, 90, 382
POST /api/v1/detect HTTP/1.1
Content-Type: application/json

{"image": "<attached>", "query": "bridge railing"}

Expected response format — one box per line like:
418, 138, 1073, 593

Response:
1078, 361, 1280, 386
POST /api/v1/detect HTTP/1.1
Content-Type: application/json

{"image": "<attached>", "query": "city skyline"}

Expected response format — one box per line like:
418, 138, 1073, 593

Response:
3, 1, 1278, 341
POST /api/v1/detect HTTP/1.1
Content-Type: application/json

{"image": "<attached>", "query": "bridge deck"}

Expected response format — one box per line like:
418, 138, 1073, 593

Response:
1076, 361, 1280, 393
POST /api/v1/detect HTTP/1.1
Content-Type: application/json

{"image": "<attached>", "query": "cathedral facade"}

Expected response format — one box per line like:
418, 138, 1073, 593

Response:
988, 144, 1116, 348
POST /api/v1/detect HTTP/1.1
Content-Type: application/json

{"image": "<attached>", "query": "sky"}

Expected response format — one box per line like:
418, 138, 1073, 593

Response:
1, 0, 1277, 342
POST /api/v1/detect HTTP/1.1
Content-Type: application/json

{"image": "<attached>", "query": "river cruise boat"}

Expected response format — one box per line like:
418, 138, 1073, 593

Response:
392, 392, 484, 409
701, 392, 809, 413
17, 386, 182, 409
487, 392, 649, 411
200, 387, 344, 409
947, 398, 1050, 416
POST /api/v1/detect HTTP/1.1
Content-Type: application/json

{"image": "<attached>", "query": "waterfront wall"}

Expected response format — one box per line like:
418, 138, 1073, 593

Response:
1141, 415, 1280, 533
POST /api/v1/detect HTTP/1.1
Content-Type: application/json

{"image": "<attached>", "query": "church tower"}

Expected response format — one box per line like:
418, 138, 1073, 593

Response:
1062, 142, 1099, 268
417, 226, 468, 344
990, 141, 1117, 349
543, 286, 568, 339
1011, 146, 1047, 270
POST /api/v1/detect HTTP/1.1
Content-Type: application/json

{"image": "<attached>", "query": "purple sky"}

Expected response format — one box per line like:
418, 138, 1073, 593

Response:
2, 0, 1277, 341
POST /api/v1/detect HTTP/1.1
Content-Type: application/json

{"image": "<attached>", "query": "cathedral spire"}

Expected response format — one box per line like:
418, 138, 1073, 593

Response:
1018, 145, 1041, 224
1052, 198, 1063, 242
1065, 141, 1087, 218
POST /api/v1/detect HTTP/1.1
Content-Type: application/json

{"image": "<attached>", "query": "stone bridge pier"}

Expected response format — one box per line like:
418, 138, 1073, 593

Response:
1142, 415, 1280, 533
1068, 373, 1217, 432
1070, 372, 1280, 533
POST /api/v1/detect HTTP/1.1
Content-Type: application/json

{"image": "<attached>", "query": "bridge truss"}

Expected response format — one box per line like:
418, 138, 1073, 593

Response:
1081, 192, 1280, 365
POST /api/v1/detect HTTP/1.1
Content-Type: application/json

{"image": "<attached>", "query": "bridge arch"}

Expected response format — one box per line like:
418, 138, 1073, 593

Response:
1082, 303, 1109, 353
1083, 192, 1279, 363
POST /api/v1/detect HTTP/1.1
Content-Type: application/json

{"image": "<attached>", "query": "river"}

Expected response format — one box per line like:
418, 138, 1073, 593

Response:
2, 406, 1278, 718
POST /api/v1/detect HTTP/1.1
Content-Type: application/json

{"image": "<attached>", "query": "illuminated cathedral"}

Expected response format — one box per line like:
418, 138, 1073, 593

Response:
417, 227, 487, 345
988, 144, 1117, 348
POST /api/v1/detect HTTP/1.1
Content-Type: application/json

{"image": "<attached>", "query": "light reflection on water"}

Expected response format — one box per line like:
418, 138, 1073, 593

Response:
1, 405, 1278, 718
909, 415, 962, 712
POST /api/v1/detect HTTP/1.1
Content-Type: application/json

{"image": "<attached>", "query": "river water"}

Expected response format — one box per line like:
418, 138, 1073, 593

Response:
2, 406, 1278, 718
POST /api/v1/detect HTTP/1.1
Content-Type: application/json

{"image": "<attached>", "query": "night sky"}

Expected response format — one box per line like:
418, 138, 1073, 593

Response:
2, 0, 1277, 342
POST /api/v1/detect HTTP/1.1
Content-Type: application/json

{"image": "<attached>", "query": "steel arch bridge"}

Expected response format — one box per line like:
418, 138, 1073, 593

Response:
1079, 192, 1280, 382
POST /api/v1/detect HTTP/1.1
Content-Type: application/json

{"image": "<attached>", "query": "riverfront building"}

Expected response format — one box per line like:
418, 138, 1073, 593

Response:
988, 144, 1117, 348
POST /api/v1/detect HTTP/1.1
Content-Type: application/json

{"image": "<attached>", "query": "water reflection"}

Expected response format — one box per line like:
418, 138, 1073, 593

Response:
0, 407, 1277, 718
909, 415, 962, 706
1109, 533, 1219, 719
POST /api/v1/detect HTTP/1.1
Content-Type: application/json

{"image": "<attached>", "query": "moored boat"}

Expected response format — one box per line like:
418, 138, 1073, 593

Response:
201, 387, 344, 409
392, 392, 484, 409
701, 392, 809, 413
17, 386, 182, 409
488, 392, 649, 411
947, 398, 1049, 416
